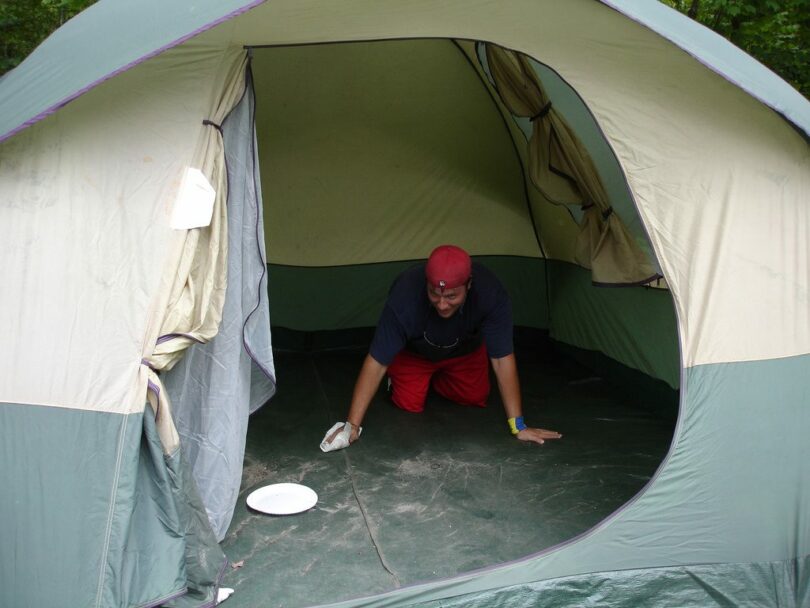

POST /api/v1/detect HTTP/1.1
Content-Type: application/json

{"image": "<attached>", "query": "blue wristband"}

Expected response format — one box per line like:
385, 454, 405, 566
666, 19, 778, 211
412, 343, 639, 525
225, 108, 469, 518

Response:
507, 416, 527, 435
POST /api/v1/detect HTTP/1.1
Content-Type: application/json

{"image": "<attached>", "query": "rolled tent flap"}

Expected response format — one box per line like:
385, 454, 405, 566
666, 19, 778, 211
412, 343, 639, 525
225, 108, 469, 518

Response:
484, 44, 657, 286
146, 53, 248, 375
140, 50, 248, 463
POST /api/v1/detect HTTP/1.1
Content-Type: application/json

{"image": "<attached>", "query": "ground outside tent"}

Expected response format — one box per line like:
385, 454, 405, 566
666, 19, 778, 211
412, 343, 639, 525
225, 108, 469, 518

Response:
219, 337, 676, 608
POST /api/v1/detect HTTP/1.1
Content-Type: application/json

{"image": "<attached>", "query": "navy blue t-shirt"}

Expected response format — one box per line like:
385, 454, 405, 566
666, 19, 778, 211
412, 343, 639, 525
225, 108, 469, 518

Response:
368, 262, 514, 366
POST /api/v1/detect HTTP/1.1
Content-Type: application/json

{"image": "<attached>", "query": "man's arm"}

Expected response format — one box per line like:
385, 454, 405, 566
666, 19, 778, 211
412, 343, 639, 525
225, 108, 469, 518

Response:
325, 353, 388, 445
490, 353, 561, 445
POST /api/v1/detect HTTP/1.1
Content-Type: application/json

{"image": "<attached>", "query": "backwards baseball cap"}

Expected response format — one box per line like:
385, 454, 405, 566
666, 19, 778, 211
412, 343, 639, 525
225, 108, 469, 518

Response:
425, 245, 471, 290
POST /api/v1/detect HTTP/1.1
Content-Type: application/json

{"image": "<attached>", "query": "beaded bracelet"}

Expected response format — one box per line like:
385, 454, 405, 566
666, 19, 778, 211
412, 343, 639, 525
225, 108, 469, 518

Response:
507, 416, 527, 435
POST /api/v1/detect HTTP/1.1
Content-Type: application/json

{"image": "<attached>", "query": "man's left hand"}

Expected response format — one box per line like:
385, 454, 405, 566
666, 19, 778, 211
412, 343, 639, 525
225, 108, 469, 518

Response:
516, 427, 562, 445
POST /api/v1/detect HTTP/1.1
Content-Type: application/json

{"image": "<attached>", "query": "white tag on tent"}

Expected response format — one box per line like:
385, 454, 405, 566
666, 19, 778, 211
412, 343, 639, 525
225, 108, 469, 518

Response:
170, 167, 216, 229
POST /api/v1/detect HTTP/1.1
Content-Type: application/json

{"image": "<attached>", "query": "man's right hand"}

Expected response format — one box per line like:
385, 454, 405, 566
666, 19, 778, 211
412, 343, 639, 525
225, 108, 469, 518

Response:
327, 422, 361, 444
320, 421, 362, 452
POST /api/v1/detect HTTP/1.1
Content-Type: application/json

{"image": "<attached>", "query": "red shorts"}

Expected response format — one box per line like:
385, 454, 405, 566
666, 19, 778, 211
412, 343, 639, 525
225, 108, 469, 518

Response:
387, 344, 490, 413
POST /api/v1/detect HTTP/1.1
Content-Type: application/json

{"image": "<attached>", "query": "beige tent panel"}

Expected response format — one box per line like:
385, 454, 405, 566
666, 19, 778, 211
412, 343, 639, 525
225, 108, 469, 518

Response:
254, 39, 541, 266
0, 42, 245, 414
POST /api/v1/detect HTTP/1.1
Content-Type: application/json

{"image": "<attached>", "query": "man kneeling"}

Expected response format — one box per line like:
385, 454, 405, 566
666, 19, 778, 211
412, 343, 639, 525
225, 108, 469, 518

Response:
321, 245, 561, 451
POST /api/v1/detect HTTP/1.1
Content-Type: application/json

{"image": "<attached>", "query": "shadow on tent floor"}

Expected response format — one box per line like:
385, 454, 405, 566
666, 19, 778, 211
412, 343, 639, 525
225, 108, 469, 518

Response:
219, 345, 676, 608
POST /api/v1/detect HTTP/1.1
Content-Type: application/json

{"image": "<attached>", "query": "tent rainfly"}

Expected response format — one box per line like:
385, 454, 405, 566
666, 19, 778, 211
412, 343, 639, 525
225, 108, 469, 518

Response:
0, 1, 808, 607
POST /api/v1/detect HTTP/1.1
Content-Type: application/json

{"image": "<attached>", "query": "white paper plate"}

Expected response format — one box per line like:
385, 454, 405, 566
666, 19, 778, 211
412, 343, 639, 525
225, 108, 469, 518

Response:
246, 483, 318, 515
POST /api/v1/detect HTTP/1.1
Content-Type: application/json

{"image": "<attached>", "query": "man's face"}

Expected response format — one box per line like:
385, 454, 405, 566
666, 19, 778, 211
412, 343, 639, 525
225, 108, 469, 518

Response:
426, 281, 469, 319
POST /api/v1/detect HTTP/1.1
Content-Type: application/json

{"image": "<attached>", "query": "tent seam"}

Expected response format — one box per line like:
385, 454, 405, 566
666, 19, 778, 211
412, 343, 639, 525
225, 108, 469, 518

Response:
94, 413, 130, 608
133, 585, 188, 608
310, 357, 401, 588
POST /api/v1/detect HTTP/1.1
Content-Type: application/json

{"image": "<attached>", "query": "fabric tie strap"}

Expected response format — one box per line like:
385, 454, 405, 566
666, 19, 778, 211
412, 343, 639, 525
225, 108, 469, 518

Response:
202, 119, 222, 133
530, 101, 552, 122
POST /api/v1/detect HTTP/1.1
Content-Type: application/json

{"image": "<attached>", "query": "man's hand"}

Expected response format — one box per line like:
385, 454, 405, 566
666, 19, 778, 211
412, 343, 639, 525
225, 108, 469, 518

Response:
320, 421, 362, 452
326, 422, 361, 445
516, 427, 562, 445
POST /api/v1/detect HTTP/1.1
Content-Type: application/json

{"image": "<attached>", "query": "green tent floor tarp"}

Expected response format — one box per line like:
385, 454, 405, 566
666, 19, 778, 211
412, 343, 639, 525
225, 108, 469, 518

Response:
220, 342, 676, 607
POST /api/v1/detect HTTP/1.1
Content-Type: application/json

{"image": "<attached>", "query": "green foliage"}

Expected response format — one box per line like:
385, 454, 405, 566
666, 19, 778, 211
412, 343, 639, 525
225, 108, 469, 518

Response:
0, 0, 96, 75
660, 0, 810, 97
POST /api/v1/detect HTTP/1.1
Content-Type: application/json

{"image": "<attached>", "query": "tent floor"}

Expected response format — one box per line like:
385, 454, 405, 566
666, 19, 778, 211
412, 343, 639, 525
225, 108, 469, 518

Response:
219, 344, 676, 608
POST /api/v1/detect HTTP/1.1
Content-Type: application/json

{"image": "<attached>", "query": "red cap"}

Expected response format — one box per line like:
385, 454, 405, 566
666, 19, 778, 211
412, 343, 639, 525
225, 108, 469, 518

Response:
425, 245, 471, 290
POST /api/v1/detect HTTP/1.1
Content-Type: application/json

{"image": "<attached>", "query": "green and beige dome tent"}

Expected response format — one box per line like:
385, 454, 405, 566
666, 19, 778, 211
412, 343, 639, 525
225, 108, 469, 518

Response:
0, 1, 807, 607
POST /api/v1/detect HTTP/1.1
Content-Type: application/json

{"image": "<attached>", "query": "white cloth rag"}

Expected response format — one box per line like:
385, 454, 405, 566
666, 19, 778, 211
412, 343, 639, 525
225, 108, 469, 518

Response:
320, 421, 362, 452
217, 587, 235, 604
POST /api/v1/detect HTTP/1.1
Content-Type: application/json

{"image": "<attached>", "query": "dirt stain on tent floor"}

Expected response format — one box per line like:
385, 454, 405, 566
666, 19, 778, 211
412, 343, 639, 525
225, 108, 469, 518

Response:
220, 345, 676, 607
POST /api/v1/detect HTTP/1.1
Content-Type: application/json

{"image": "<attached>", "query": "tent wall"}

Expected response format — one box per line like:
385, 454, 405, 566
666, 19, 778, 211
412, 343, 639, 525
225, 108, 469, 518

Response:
548, 262, 679, 389
254, 38, 679, 388
253, 38, 657, 271
266, 257, 548, 332
253, 40, 541, 266
0, 31, 241, 608
0, 403, 209, 608
0, 47, 203, 414
395, 556, 810, 608
264, 259, 679, 389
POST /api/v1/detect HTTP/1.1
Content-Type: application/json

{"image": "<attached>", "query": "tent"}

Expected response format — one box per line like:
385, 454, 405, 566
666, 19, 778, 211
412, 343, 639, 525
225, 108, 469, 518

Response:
1, 1, 808, 607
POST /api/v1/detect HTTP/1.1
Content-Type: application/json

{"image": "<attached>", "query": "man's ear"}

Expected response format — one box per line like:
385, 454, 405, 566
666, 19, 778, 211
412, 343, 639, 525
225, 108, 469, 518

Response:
466, 278, 473, 291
